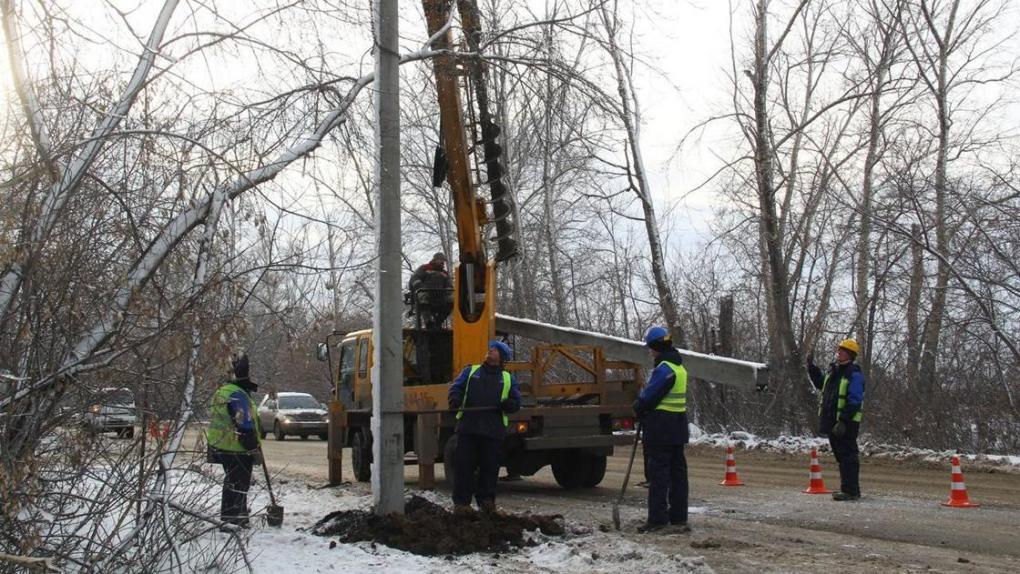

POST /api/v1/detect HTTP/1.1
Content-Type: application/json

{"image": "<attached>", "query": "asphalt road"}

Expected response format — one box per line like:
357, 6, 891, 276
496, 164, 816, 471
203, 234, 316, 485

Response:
193, 431, 1020, 573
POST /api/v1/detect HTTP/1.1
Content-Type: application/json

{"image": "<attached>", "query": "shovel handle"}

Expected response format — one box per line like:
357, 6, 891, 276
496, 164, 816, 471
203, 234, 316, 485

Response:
618, 425, 641, 500
259, 452, 278, 507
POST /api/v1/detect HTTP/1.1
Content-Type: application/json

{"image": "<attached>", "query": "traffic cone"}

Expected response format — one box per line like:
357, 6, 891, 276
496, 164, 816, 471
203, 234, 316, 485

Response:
720, 445, 745, 486
801, 448, 832, 494
942, 455, 979, 508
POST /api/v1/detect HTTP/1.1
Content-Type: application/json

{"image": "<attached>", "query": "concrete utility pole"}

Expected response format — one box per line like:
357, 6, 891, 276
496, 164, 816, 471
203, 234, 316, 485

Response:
371, 0, 404, 516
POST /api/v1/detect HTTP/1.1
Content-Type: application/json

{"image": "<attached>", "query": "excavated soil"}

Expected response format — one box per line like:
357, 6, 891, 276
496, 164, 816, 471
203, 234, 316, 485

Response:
311, 495, 565, 555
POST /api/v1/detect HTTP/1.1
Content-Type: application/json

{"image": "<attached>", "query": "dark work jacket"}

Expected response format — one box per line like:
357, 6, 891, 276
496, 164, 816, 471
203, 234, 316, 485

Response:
634, 348, 689, 446
808, 361, 864, 435
448, 363, 522, 440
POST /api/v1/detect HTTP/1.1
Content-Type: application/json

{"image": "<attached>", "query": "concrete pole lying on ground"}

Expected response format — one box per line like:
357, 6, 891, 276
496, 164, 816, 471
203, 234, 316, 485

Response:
371, 0, 404, 516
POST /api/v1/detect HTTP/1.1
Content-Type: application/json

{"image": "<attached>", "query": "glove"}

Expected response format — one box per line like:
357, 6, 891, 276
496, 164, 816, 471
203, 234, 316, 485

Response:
448, 399, 461, 411
500, 399, 514, 412
831, 420, 846, 438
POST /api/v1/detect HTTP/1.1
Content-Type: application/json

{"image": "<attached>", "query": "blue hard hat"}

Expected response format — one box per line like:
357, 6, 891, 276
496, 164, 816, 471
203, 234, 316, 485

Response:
488, 340, 512, 362
644, 326, 670, 347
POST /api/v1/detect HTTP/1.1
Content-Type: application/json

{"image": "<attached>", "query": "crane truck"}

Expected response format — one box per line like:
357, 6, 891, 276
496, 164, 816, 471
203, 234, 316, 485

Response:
316, 0, 767, 489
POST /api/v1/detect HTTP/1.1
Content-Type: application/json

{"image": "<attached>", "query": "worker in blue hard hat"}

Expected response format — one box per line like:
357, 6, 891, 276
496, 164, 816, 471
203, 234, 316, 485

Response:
633, 326, 691, 534
447, 340, 522, 514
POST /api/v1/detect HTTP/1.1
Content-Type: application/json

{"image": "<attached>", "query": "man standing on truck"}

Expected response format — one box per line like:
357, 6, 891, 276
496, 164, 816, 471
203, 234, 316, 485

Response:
807, 339, 865, 501
448, 340, 522, 513
207, 354, 263, 528
633, 326, 691, 534
408, 252, 454, 329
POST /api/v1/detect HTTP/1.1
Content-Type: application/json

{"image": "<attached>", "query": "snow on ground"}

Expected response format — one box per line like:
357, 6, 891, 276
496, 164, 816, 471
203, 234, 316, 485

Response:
236, 481, 713, 574
617, 425, 1020, 472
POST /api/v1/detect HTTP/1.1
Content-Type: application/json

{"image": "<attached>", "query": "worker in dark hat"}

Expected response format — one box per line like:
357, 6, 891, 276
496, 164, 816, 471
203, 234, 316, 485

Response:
448, 340, 521, 514
408, 252, 454, 329
206, 353, 262, 528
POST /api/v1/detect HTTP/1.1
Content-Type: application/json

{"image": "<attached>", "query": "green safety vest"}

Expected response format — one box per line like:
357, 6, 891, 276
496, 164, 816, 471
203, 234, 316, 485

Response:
818, 371, 864, 422
207, 382, 261, 452
655, 361, 688, 413
456, 365, 512, 427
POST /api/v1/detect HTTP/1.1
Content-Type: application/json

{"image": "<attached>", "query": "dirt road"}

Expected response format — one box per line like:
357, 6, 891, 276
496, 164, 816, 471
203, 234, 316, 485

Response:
203, 432, 1020, 573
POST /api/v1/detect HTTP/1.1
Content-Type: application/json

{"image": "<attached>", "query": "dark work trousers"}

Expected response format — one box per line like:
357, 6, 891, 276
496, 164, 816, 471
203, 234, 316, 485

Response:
220, 454, 254, 524
453, 433, 501, 506
828, 421, 861, 496
645, 444, 689, 525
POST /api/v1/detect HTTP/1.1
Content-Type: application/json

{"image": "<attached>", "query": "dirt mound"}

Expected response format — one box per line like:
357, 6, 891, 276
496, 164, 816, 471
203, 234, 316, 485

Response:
311, 496, 565, 555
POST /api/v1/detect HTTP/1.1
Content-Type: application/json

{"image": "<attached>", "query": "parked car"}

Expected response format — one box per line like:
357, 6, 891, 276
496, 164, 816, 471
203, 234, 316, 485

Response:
84, 387, 136, 438
258, 392, 328, 440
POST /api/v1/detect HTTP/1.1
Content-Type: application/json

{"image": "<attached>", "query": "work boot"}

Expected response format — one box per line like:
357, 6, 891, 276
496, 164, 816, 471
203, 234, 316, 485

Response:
453, 504, 475, 517
832, 492, 861, 501
637, 522, 667, 534
479, 500, 497, 514
669, 522, 692, 534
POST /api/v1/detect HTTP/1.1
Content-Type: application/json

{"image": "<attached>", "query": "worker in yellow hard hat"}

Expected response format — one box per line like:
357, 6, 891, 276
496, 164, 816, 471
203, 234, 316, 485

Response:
806, 338, 865, 501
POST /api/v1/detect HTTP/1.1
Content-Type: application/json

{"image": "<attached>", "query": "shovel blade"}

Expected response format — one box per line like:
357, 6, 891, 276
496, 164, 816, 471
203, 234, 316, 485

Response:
267, 504, 284, 527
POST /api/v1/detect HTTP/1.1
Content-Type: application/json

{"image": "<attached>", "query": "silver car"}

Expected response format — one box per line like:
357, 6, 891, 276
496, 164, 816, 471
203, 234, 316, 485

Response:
258, 392, 328, 440
84, 387, 137, 438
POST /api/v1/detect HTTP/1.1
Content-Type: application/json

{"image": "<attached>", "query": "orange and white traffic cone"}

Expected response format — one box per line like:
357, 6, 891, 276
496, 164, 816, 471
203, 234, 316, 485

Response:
801, 448, 832, 494
942, 455, 979, 508
720, 445, 745, 486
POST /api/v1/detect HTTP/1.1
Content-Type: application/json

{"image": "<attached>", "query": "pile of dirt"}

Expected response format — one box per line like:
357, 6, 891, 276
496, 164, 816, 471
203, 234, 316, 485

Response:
311, 495, 565, 555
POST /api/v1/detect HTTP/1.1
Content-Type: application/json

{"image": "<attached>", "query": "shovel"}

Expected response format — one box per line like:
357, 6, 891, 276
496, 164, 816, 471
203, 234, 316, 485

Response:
612, 424, 641, 530
259, 453, 284, 527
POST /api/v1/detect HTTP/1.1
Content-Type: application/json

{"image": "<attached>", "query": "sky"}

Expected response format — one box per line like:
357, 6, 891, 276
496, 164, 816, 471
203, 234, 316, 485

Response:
1, 0, 1018, 255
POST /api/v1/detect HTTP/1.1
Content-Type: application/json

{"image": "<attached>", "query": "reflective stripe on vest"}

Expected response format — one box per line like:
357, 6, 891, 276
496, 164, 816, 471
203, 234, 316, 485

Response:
457, 364, 512, 427
654, 361, 687, 413
817, 372, 864, 422
206, 382, 261, 452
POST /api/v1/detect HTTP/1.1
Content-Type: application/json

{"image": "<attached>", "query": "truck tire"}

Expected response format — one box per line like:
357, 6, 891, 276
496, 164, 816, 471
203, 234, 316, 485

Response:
552, 453, 583, 489
351, 429, 372, 482
123, 426, 134, 440
553, 452, 606, 489
442, 435, 457, 484
581, 454, 607, 487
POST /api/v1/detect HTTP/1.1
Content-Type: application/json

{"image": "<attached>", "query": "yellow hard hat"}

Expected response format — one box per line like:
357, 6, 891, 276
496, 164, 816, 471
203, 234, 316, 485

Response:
837, 339, 860, 355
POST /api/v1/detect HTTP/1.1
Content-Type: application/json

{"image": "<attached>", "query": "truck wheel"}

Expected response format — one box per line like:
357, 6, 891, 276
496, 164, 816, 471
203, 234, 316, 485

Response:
274, 422, 286, 441
552, 453, 584, 489
442, 435, 457, 484
581, 455, 607, 487
319, 433, 328, 441
351, 430, 372, 482
300, 434, 308, 440
123, 426, 134, 440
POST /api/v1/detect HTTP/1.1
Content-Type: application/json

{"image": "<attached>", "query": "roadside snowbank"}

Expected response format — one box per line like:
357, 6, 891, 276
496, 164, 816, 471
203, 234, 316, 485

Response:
684, 426, 1020, 472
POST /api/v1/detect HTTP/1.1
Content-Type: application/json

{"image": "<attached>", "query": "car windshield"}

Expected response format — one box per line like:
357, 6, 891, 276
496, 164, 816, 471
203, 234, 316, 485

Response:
278, 395, 319, 409
102, 389, 134, 405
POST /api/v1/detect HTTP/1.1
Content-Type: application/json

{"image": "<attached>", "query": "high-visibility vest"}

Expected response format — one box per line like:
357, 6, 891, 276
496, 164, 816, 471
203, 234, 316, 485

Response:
207, 382, 261, 452
818, 370, 864, 422
456, 364, 512, 427
654, 361, 687, 413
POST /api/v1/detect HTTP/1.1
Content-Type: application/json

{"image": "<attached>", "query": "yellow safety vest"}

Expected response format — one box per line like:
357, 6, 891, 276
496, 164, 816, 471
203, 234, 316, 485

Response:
456, 365, 512, 427
818, 372, 864, 422
207, 382, 261, 452
654, 361, 687, 413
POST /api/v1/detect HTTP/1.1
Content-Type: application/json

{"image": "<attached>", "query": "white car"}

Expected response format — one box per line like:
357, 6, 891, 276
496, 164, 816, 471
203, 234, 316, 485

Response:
84, 387, 137, 438
257, 392, 328, 440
